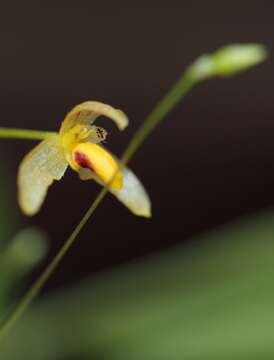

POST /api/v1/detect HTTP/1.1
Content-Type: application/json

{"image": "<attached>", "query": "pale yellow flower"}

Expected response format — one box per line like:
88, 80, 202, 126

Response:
18, 101, 151, 217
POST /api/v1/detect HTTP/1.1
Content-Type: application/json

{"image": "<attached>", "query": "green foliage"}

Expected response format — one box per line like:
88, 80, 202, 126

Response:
1, 212, 274, 359
0, 227, 48, 312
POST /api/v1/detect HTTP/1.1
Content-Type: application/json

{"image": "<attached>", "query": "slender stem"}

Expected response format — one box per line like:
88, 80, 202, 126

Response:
0, 70, 198, 341
0, 127, 56, 140
0, 188, 108, 338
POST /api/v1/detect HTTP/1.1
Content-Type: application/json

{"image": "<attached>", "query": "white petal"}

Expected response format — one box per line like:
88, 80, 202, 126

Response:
78, 166, 151, 218
111, 167, 151, 217
18, 135, 68, 216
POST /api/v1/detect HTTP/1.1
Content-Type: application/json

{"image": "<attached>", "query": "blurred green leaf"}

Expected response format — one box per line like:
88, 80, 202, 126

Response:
0, 227, 48, 312
1, 211, 274, 359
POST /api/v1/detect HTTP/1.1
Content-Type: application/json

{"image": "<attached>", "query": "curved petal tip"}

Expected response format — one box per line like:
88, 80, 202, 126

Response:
110, 166, 151, 218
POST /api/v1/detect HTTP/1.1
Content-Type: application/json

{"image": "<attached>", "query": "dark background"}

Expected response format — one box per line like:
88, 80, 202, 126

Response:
1, 1, 274, 291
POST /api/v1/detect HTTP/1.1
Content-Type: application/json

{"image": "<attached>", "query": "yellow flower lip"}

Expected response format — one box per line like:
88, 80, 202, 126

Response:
59, 101, 128, 191
72, 143, 123, 190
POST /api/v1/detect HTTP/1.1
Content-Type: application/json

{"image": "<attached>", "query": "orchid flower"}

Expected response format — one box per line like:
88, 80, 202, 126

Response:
18, 101, 151, 217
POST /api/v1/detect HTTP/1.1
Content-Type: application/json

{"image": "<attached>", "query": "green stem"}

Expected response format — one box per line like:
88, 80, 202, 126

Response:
0, 71, 197, 341
0, 188, 107, 338
0, 127, 56, 141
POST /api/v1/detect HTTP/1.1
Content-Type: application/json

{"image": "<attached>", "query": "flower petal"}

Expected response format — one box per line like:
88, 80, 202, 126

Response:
111, 166, 151, 218
78, 161, 151, 218
18, 134, 68, 215
60, 101, 128, 136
